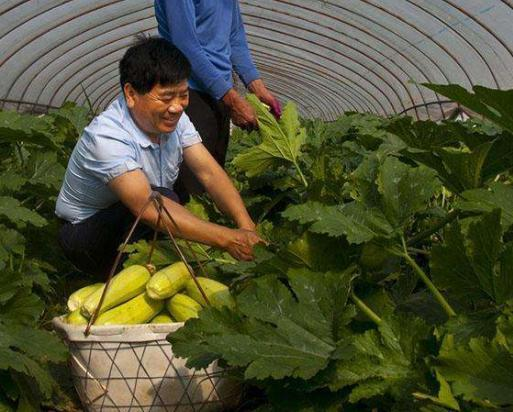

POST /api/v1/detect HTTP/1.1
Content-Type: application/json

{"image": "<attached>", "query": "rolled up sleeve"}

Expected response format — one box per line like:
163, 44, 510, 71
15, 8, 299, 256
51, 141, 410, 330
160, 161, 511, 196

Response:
82, 132, 142, 184
177, 113, 202, 148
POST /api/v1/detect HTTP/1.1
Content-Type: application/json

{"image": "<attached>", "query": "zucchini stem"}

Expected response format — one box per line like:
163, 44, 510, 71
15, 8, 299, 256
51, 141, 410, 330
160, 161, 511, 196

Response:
350, 290, 382, 325
401, 237, 456, 318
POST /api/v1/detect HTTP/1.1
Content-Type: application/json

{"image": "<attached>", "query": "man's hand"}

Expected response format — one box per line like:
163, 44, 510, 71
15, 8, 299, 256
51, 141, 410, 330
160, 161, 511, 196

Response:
221, 228, 264, 261
222, 88, 258, 130
248, 79, 282, 119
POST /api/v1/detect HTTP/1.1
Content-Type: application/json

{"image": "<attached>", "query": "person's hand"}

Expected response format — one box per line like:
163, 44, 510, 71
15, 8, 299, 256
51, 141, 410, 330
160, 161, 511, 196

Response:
222, 89, 258, 130
221, 228, 264, 261
248, 79, 282, 119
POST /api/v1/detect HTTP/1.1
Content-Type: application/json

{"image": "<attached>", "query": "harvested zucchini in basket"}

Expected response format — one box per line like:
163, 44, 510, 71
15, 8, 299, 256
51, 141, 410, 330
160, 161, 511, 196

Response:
95, 292, 164, 326
146, 262, 190, 300
166, 293, 202, 322
81, 265, 151, 318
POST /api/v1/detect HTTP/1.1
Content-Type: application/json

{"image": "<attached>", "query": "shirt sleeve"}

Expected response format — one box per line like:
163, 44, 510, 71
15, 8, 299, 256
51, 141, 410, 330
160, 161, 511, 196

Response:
158, 0, 233, 100
176, 113, 202, 148
81, 130, 142, 184
230, 1, 260, 87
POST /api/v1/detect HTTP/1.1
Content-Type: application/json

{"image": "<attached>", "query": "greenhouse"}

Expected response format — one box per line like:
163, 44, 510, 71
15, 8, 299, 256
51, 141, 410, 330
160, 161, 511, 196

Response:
1, 1, 513, 411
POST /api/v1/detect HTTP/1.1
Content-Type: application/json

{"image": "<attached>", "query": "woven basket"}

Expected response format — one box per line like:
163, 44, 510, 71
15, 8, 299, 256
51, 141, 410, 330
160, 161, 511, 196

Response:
52, 316, 239, 411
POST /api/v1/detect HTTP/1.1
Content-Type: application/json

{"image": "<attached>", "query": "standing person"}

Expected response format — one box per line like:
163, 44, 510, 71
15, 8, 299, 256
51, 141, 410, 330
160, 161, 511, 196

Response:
154, 0, 281, 202
55, 36, 262, 279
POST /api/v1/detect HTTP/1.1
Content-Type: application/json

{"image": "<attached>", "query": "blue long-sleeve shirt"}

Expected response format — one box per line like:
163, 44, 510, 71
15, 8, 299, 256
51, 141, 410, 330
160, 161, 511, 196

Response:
155, 0, 260, 100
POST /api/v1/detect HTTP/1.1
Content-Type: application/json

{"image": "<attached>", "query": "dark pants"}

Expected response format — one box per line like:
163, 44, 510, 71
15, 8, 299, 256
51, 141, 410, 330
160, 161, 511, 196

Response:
58, 187, 179, 279
174, 89, 230, 203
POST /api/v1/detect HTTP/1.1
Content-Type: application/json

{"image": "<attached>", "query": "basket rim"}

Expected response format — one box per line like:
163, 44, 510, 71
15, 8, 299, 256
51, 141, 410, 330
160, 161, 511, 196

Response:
52, 315, 185, 343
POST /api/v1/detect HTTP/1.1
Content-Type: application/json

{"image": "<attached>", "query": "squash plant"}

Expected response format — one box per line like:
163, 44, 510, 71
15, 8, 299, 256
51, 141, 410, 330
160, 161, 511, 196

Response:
0, 103, 90, 411
166, 86, 513, 411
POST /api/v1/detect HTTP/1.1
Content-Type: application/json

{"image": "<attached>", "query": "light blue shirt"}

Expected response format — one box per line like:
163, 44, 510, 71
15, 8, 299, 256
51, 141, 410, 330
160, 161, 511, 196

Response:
55, 95, 201, 223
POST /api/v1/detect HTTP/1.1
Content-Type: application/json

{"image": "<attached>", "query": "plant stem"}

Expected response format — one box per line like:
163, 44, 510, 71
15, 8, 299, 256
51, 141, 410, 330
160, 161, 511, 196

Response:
401, 237, 456, 318
350, 290, 382, 325
412, 392, 460, 411
407, 209, 459, 246
294, 161, 308, 188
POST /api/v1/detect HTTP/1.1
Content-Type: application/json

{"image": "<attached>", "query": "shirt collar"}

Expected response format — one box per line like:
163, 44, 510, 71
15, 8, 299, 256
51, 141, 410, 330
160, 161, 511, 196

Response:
118, 94, 163, 149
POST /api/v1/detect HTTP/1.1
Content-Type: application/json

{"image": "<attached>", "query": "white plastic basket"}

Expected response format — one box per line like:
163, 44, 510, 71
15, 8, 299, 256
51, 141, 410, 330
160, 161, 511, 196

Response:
52, 317, 240, 411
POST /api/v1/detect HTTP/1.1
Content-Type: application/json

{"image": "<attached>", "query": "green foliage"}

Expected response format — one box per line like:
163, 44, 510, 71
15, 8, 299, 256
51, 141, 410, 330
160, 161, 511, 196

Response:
431, 210, 513, 305
169, 84, 513, 411
436, 334, 513, 406
233, 94, 308, 186
169, 269, 355, 380
0, 103, 91, 410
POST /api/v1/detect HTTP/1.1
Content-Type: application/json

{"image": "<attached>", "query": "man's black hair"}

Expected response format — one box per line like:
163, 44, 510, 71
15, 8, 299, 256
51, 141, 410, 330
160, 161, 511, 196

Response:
119, 35, 191, 94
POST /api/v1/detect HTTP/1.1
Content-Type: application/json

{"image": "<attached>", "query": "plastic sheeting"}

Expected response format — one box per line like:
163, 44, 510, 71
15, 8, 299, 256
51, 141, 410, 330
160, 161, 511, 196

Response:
1, 1, 513, 120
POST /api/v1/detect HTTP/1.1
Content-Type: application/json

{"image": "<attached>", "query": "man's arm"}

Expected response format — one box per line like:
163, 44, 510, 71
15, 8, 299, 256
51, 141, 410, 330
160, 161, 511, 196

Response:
230, 1, 281, 119
108, 169, 261, 260
157, 0, 231, 100
183, 143, 255, 230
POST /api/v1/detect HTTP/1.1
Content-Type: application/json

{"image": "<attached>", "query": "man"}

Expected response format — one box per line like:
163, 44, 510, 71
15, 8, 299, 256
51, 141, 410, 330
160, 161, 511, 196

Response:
55, 36, 262, 278
154, 0, 281, 201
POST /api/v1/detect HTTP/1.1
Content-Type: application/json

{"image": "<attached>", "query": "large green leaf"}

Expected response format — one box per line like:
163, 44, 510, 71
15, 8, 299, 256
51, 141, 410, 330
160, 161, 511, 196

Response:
456, 182, 513, 229
0, 197, 46, 228
423, 84, 513, 134
49, 102, 90, 137
0, 112, 57, 149
377, 157, 440, 226
25, 152, 65, 191
434, 143, 492, 191
431, 210, 513, 305
436, 334, 513, 406
0, 226, 24, 263
282, 201, 394, 244
168, 269, 355, 380
387, 118, 458, 150
0, 172, 27, 193
0, 272, 24, 305
233, 95, 306, 184
329, 313, 431, 403
0, 290, 44, 325
0, 324, 67, 398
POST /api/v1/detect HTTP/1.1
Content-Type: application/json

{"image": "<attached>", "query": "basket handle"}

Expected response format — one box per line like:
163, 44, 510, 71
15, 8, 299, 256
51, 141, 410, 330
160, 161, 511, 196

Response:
84, 191, 211, 336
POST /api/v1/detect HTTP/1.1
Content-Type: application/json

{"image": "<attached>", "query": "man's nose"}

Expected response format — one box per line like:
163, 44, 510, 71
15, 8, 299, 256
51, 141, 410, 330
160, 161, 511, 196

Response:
167, 103, 183, 113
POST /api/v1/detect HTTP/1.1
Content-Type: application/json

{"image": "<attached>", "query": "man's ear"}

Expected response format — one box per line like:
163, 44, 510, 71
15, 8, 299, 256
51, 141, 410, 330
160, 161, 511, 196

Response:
124, 83, 137, 108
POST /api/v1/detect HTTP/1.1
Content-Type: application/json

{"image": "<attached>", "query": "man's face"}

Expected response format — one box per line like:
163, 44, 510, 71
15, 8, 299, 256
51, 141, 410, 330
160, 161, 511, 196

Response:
125, 80, 189, 137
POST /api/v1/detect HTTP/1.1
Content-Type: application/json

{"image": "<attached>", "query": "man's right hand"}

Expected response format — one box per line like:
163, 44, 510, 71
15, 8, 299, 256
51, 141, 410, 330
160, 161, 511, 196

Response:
221, 228, 264, 261
222, 88, 258, 130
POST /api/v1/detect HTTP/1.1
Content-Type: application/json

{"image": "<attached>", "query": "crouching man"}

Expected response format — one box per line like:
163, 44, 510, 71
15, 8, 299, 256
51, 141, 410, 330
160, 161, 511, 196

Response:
55, 36, 262, 278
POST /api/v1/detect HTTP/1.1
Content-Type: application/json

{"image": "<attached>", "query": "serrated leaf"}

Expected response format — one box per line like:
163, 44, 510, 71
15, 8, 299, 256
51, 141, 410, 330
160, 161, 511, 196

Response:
26, 151, 65, 191
431, 210, 513, 305
0, 271, 24, 304
387, 117, 458, 150
282, 201, 394, 244
434, 143, 492, 191
329, 313, 430, 403
50, 102, 90, 136
0, 290, 44, 325
437, 335, 513, 406
0, 171, 27, 193
423, 84, 513, 134
233, 95, 306, 183
0, 197, 46, 228
457, 182, 513, 229
0, 225, 24, 263
377, 157, 440, 226
169, 270, 355, 380
0, 112, 57, 149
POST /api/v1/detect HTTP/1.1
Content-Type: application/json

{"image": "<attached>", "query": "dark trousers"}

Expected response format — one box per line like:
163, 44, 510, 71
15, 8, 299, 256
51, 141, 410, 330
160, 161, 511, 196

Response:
58, 187, 179, 279
174, 89, 230, 203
